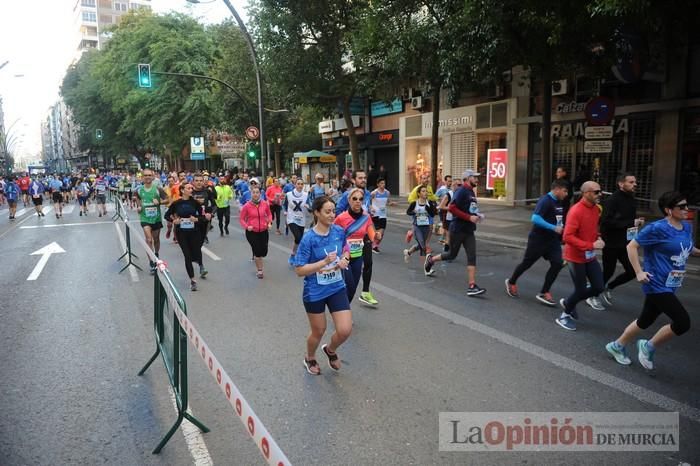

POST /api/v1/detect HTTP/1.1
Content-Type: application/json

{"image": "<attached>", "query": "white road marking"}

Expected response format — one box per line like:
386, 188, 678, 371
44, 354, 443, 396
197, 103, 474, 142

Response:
168, 386, 213, 466
62, 204, 75, 215
0, 209, 36, 240
13, 207, 30, 217
264, 229, 700, 424
41, 206, 54, 215
114, 222, 139, 283
21, 221, 113, 229
27, 242, 66, 281
201, 247, 222, 261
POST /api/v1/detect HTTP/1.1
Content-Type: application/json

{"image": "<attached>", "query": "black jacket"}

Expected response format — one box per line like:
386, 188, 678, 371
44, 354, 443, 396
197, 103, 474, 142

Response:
600, 190, 637, 247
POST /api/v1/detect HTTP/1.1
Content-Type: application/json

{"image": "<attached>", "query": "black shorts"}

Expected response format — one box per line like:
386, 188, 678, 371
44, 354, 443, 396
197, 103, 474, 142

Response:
245, 229, 269, 257
289, 223, 304, 244
8, 199, 17, 207
141, 221, 163, 231
95, 194, 106, 204
304, 289, 351, 314
52, 192, 63, 203
21, 189, 28, 196
372, 216, 387, 230
32, 196, 43, 206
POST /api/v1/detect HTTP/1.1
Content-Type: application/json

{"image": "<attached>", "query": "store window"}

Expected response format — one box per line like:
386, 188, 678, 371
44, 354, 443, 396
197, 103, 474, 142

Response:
476, 132, 507, 198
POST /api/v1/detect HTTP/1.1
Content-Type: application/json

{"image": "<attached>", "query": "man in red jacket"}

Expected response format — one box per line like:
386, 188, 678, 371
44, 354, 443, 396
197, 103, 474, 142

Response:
557, 181, 605, 331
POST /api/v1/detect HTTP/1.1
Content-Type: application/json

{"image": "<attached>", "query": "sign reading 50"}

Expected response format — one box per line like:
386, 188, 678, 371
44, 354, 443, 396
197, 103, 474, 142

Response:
486, 149, 508, 191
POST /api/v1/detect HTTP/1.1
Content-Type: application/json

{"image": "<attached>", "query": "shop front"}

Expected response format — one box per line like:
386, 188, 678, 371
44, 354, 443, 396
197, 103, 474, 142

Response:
293, 150, 339, 185
365, 130, 399, 191
398, 99, 517, 200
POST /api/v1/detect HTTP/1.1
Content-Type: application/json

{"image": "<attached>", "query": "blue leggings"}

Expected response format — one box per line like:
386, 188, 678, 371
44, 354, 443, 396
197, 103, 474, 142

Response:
343, 257, 363, 302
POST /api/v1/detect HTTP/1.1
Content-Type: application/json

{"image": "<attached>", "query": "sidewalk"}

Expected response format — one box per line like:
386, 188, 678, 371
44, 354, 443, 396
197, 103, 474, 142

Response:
388, 195, 700, 275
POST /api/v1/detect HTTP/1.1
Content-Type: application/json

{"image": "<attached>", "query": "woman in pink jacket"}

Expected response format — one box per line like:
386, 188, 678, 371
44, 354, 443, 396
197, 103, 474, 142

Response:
239, 186, 272, 278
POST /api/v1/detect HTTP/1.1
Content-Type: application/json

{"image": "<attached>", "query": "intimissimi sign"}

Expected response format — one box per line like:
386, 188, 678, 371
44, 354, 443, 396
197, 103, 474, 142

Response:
425, 115, 474, 129
540, 118, 629, 138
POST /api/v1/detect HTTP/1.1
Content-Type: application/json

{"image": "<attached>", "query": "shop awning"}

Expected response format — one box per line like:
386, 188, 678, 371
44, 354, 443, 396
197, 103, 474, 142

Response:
293, 150, 337, 164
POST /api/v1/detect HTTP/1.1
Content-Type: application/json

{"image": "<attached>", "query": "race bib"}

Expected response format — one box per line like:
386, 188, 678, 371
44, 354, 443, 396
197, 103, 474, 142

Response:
584, 250, 596, 260
145, 206, 158, 217
180, 218, 195, 230
416, 212, 430, 226
316, 260, 342, 285
293, 212, 304, 223
348, 239, 364, 258
626, 227, 638, 241
96, 184, 106, 192
665, 270, 685, 288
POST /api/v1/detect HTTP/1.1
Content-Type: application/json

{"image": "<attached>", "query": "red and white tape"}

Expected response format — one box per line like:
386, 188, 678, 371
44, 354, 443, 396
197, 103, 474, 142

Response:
123, 218, 292, 465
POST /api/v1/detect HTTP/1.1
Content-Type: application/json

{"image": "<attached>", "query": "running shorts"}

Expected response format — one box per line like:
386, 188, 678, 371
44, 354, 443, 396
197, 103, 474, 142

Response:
371, 217, 387, 230
52, 192, 63, 203
141, 221, 163, 230
32, 196, 43, 206
303, 289, 351, 314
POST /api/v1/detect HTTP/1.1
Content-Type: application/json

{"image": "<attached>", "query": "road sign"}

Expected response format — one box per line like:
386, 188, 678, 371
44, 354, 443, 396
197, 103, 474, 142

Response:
190, 136, 205, 161
585, 126, 614, 139
245, 126, 260, 140
585, 96, 615, 126
27, 242, 65, 281
584, 140, 613, 153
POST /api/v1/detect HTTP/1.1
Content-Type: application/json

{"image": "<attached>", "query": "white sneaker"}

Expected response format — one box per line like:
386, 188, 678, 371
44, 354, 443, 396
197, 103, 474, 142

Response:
403, 249, 410, 263
601, 288, 613, 306
586, 296, 605, 311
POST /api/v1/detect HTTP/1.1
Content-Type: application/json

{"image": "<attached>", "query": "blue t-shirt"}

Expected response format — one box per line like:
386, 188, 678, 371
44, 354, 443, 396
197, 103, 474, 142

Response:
530, 192, 563, 241
283, 182, 295, 194
294, 224, 347, 302
449, 186, 479, 234
635, 219, 694, 294
5, 182, 19, 200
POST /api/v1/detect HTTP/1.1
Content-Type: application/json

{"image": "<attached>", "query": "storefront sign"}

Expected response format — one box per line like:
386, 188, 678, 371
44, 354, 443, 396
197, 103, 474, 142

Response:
486, 148, 508, 192
556, 101, 586, 114
378, 133, 393, 142
549, 118, 628, 138
371, 98, 403, 117
319, 120, 335, 133
585, 126, 614, 139
425, 115, 474, 129
584, 140, 613, 153
217, 141, 246, 156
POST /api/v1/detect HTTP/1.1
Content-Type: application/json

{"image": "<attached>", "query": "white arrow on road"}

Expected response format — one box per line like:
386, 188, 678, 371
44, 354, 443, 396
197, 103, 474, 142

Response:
27, 242, 66, 281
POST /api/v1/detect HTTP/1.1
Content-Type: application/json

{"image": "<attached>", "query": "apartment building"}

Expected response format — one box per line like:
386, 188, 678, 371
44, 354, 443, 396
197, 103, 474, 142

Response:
73, 0, 151, 55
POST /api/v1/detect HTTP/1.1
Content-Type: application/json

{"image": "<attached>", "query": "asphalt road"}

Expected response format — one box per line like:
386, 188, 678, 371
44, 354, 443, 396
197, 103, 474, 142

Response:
0, 198, 698, 465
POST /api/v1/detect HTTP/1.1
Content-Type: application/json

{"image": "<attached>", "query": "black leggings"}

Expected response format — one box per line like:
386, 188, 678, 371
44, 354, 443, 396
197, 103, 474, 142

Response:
637, 293, 691, 336
564, 261, 604, 312
362, 240, 372, 292
510, 237, 563, 293
175, 229, 203, 278
270, 204, 282, 229
439, 230, 476, 266
245, 230, 269, 257
602, 246, 635, 290
216, 206, 230, 231
289, 223, 304, 245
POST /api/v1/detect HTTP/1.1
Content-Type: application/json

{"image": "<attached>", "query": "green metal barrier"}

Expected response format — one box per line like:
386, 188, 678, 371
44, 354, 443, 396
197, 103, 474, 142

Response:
113, 196, 141, 273
138, 267, 209, 453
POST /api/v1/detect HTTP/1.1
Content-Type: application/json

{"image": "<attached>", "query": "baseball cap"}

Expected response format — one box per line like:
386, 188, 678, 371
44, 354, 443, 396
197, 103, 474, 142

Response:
462, 169, 481, 179
250, 177, 260, 184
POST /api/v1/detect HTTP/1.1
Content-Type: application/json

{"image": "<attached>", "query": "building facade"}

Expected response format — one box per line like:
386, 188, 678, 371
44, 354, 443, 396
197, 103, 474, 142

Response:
73, 0, 151, 56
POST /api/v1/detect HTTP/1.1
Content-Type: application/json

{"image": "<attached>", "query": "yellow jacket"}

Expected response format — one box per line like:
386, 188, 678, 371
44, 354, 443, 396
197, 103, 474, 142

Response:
407, 184, 438, 203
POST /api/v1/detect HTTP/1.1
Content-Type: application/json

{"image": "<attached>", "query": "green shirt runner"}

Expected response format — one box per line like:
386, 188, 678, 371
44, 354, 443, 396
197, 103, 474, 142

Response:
138, 185, 167, 225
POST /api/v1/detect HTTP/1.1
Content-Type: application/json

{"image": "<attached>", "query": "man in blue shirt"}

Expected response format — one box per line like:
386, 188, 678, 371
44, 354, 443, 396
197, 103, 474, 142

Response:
606, 191, 699, 370
505, 179, 569, 306
5, 176, 20, 219
49, 175, 64, 218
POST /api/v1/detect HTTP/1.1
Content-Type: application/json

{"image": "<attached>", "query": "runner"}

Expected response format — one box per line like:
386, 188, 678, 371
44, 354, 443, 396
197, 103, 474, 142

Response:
192, 173, 216, 246
77, 177, 91, 216
437, 178, 462, 253
505, 179, 568, 306
28, 177, 46, 217
306, 173, 327, 211
334, 187, 380, 305
164, 183, 206, 291
406, 173, 439, 248
370, 178, 396, 253
294, 196, 352, 375
214, 174, 233, 235
239, 186, 272, 278
284, 178, 309, 266
605, 191, 698, 369
61, 174, 72, 203
164, 174, 181, 242
5, 176, 19, 219
93, 175, 108, 217
49, 175, 64, 218
590, 172, 645, 309
435, 175, 452, 247
265, 178, 284, 235
423, 170, 486, 296
135, 168, 168, 274
335, 170, 379, 306
18, 173, 30, 207
0, 176, 6, 206
556, 181, 605, 331
403, 186, 437, 262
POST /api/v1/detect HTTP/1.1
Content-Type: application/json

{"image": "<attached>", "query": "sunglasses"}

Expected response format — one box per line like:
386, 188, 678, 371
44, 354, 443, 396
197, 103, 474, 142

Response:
585, 190, 602, 194
675, 203, 689, 210
351, 197, 364, 201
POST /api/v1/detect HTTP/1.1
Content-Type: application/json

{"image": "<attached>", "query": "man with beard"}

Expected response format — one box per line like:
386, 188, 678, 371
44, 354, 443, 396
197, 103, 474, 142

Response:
423, 170, 486, 296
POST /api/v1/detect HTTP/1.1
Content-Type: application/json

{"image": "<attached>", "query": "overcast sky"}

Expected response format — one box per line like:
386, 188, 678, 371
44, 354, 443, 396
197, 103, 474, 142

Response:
0, 0, 248, 163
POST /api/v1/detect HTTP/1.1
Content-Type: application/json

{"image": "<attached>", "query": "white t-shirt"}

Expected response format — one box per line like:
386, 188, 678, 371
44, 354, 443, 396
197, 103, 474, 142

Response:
285, 189, 309, 226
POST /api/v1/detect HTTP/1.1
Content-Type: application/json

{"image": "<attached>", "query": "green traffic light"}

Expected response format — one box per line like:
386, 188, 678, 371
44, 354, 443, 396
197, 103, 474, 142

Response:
138, 64, 152, 88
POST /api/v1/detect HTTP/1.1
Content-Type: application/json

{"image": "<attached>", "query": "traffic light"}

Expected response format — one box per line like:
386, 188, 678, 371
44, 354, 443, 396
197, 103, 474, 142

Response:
247, 142, 258, 159
138, 63, 151, 88
96, 128, 103, 141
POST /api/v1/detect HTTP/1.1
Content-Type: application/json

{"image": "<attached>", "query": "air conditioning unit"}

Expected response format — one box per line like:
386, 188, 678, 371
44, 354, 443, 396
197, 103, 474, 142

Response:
551, 79, 568, 96
411, 96, 423, 110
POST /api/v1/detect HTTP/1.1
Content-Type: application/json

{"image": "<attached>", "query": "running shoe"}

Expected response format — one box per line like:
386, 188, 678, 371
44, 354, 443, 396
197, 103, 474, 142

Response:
606, 342, 632, 365
321, 344, 341, 371
536, 292, 556, 306
586, 296, 605, 311
405, 229, 413, 243
199, 266, 208, 278
256, 270, 264, 279
225, 226, 230, 235
505, 279, 518, 298
601, 288, 613, 306
359, 292, 379, 306
303, 358, 321, 375
190, 280, 198, 291
372, 246, 380, 254
55, 213, 59, 219
467, 284, 486, 296
555, 315, 576, 331
424, 254, 435, 276
558, 298, 579, 320
637, 339, 654, 370
79, 211, 82, 216
425, 246, 432, 254
403, 248, 411, 263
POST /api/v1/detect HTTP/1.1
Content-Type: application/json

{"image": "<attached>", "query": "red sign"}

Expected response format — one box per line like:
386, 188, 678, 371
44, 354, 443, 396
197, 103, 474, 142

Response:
378, 133, 393, 142
245, 126, 260, 140
486, 149, 508, 190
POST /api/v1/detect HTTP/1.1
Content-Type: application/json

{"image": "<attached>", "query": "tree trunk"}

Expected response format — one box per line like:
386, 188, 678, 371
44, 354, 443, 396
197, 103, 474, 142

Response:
342, 95, 360, 171
540, 79, 552, 194
430, 86, 440, 189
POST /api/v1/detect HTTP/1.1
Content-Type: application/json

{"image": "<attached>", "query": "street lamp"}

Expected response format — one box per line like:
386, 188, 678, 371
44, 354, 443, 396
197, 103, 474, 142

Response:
186, 0, 266, 175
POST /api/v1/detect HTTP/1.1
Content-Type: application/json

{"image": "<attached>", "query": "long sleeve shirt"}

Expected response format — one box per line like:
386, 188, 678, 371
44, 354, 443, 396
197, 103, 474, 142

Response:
239, 200, 272, 232
563, 198, 601, 263
600, 190, 637, 248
